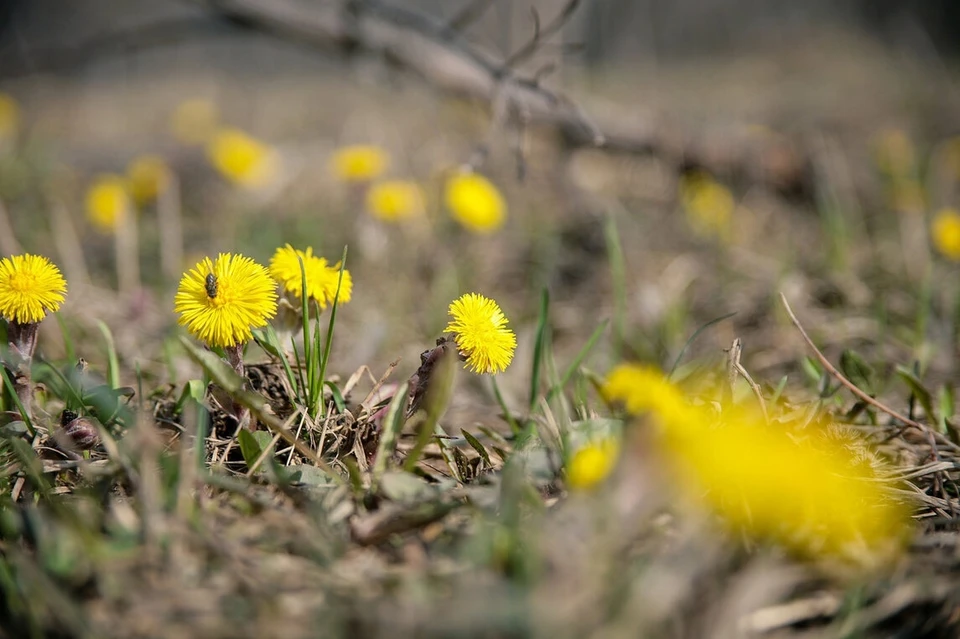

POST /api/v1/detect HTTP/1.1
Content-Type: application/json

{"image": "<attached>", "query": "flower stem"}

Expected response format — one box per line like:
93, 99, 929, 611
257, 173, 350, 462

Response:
225, 342, 253, 431
5, 320, 38, 420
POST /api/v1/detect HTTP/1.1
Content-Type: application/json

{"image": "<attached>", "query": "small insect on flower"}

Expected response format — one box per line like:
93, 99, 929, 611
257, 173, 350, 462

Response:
207, 128, 279, 189
932, 207, 960, 261
0, 254, 68, 325
205, 273, 218, 299
269, 245, 352, 310
174, 253, 277, 349
444, 293, 516, 374
330, 145, 389, 183
444, 170, 506, 234
85, 174, 131, 233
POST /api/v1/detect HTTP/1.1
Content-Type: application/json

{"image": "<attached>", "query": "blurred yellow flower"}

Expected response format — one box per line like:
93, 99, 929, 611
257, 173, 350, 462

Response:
679, 173, 734, 240
603, 364, 910, 557
330, 145, 389, 183
269, 245, 353, 309
170, 98, 219, 146
444, 293, 516, 374
85, 174, 131, 233
932, 208, 960, 261
567, 439, 620, 490
126, 155, 171, 205
0, 92, 20, 140
603, 363, 691, 429
873, 128, 915, 177
207, 128, 278, 189
0, 254, 67, 324
445, 171, 506, 234
366, 180, 424, 222
174, 253, 277, 349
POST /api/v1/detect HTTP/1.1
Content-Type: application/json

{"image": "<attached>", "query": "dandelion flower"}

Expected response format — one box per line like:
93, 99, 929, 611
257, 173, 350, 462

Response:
444, 293, 516, 374
679, 172, 734, 240
207, 128, 278, 189
567, 439, 620, 490
0, 254, 67, 324
170, 98, 219, 146
174, 253, 277, 349
126, 155, 171, 205
330, 145, 389, 183
0, 92, 20, 140
366, 180, 424, 222
932, 208, 960, 261
85, 174, 131, 233
444, 171, 506, 234
269, 245, 352, 309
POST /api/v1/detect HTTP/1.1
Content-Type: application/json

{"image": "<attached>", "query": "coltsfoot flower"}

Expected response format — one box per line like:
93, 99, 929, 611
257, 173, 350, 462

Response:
330, 145, 389, 183
174, 253, 277, 349
85, 174, 131, 233
932, 207, 960, 261
126, 155, 171, 204
366, 180, 424, 222
269, 245, 352, 309
444, 170, 506, 234
207, 128, 278, 189
444, 293, 516, 374
0, 254, 67, 324
679, 172, 734, 240
567, 439, 620, 490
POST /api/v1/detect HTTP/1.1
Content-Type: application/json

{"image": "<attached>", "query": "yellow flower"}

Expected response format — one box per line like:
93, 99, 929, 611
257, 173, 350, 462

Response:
174, 253, 278, 349
0, 93, 20, 140
85, 174, 131, 233
603, 365, 909, 557
932, 208, 960, 261
444, 293, 516, 374
330, 145, 389, 183
567, 439, 620, 490
170, 98, 219, 146
444, 171, 506, 234
269, 245, 353, 309
207, 128, 278, 189
366, 180, 424, 222
126, 155, 171, 205
0, 254, 67, 324
679, 173, 734, 239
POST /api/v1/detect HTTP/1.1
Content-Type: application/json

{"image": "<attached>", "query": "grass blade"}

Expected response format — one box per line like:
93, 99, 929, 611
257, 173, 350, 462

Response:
96, 320, 120, 389
318, 246, 348, 418
529, 288, 549, 411
545, 319, 608, 405
371, 381, 409, 488
667, 311, 737, 379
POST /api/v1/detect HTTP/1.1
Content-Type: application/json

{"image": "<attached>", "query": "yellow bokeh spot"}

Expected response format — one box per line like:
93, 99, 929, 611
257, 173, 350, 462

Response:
679, 173, 734, 240
85, 174, 131, 234
567, 440, 620, 490
330, 145, 389, 183
366, 180, 424, 222
932, 208, 960, 261
0, 93, 20, 141
207, 128, 278, 189
126, 155, 171, 205
170, 98, 219, 146
444, 171, 506, 234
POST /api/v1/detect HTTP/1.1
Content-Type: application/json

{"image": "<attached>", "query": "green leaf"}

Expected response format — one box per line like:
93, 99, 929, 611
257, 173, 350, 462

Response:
285, 464, 337, 486
380, 470, 432, 503
371, 381, 409, 487
839, 350, 875, 395
895, 365, 935, 422
801, 356, 822, 384
176, 379, 206, 414
461, 429, 491, 467
529, 288, 550, 410
97, 320, 121, 390
324, 380, 346, 414
237, 429, 273, 470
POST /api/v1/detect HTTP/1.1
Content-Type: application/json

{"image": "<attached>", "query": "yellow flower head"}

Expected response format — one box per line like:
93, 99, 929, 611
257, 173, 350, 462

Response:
444, 293, 516, 374
85, 174, 131, 233
679, 172, 734, 240
603, 364, 910, 557
330, 145, 389, 183
126, 155, 171, 205
0, 92, 20, 140
0, 254, 67, 324
444, 171, 506, 234
174, 253, 278, 349
207, 128, 278, 189
269, 245, 353, 310
366, 180, 425, 222
932, 208, 960, 261
170, 98, 219, 146
567, 439, 620, 490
